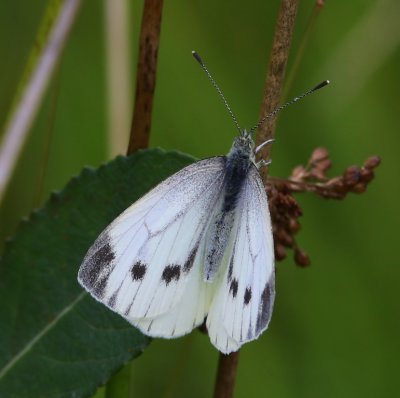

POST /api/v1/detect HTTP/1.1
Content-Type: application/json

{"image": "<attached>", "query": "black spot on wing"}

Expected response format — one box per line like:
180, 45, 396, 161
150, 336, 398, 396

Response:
256, 276, 275, 334
247, 324, 253, 340
124, 301, 133, 316
108, 285, 122, 309
162, 264, 181, 285
244, 287, 252, 305
205, 210, 236, 281
227, 256, 233, 282
78, 233, 116, 298
183, 247, 198, 273
108, 293, 116, 308
131, 261, 147, 281
229, 278, 238, 298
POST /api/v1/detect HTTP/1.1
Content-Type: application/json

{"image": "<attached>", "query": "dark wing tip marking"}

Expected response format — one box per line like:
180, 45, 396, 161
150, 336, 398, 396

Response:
79, 233, 116, 298
93, 278, 108, 298
162, 264, 181, 285
256, 276, 275, 334
131, 261, 147, 281
244, 287, 252, 305
229, 278, 239, 298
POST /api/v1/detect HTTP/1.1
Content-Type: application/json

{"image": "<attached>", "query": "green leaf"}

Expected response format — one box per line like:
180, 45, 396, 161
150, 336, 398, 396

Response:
0, 149, 195, 398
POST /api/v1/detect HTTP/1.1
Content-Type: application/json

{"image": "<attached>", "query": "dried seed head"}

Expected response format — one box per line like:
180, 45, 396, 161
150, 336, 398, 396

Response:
310, 147, 329, 163
343, 166, 361, 187
275, 244, 287, 261
279, 230, 294, 247
364, 156, 381, 170
351, 182, 367, 194
289, 219, 301, 233
317, 158, 332, 172
310, 167, 327, 181
360, 168, 374, 183
291, 165, 308, 180
294, 248, 311, 267
267, 147, 380, 267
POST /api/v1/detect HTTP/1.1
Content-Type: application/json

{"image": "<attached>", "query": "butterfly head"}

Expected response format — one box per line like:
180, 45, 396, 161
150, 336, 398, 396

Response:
228, 129, 256, 163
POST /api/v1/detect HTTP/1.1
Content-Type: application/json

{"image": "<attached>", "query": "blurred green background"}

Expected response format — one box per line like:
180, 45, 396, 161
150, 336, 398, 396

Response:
0, 0, 398, 397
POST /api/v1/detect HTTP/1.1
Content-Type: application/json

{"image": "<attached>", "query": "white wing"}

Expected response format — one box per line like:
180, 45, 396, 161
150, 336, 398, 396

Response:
206, 165, 275, 354
130, 234, 216, 338
78, 157, 225, 337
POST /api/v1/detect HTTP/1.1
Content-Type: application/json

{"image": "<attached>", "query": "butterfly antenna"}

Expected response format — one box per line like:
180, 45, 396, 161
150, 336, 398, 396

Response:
249, 80, 330, 134
192, 51, 242, 134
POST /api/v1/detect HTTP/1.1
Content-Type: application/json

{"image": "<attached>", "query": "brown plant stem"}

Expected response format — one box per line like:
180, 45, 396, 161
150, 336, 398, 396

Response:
107, 1, 164, 394
214, 2, 299, 398
255, 0, 299, 172
213, 352, 240, 398
127, 0, 164, 155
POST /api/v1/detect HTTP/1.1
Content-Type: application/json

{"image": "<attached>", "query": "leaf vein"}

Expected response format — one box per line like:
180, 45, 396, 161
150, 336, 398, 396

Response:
0, 292, 86, 380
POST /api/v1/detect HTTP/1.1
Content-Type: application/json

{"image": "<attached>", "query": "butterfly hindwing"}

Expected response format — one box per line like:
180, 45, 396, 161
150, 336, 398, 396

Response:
131, 235, 215, 338
206, 165, 275, 353
78, 157, 226, 328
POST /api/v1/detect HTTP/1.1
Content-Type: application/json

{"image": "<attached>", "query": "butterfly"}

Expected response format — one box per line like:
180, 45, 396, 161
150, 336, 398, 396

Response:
78, 52, 329, 354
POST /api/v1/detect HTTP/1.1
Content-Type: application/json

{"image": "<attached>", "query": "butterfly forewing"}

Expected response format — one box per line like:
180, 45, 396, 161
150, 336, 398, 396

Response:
79, 157, 225, 322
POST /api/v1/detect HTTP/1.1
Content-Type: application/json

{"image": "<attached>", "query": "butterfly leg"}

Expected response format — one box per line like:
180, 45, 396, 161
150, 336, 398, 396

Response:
254, 138, 274, 169
255, 159, 272, 169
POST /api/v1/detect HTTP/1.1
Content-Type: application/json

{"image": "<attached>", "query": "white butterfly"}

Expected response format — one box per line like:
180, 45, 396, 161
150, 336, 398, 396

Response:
78, 52, 328, 354
78, 129, 274, 354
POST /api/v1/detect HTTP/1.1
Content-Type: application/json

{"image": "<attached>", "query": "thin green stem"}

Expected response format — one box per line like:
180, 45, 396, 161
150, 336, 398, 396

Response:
32, 64, 62, 208
0, 0, 83, 206
283, 0, 325, 99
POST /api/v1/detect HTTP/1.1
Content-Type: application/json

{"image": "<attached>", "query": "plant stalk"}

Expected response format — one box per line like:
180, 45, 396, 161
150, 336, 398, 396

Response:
213, 352, 240, 398
255, 0, 299, 174
127, 0, 164, 155
214, 1, 299, 397
105, 1, 165, 395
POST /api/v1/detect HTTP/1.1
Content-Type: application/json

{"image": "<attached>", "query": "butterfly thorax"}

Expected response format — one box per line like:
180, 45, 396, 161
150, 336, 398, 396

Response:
204, 132, 255, 281
223, 133, 255, 211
